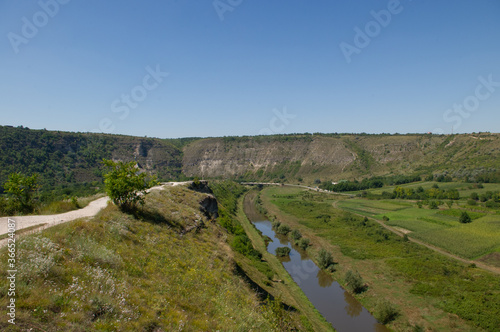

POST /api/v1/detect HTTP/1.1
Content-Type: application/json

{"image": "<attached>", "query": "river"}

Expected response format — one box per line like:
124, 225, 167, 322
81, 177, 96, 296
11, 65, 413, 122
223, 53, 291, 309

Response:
243, 193, 389, 332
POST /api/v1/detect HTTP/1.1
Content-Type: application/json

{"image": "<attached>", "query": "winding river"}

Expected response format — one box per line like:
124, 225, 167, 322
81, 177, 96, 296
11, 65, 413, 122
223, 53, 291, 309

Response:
243, 193, 389, 332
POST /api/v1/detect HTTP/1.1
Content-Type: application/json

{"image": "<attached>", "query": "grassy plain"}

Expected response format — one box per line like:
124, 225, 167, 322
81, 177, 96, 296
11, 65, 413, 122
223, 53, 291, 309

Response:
338, 184, 500, 261
261, 186, 500, 332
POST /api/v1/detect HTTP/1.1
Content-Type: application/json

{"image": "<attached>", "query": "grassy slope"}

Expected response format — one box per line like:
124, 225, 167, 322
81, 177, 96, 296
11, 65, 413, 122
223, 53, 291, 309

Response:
0, 187, 275, 331
260, 186, 500, 332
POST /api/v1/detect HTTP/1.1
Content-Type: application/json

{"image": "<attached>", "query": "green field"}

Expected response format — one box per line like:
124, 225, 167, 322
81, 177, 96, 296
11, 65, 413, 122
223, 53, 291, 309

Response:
361, 181, 500, 197
261, 186, 500, 331
338, 197, 500, 260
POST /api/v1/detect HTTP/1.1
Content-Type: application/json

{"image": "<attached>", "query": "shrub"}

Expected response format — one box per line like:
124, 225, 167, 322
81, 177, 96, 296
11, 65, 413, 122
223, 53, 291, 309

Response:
382, 216, 389, 221
275, 247, 291, 257
467, 199, 477, 206
345, 270, 364, 294
297, 238, 310, 251
272, 220, 281, 229
459, 211, 472, 224
231, 235, 262, 260
317, 249, 334, 270
376, 301, 399, 324
428, 201, 438, 209
276, 224, 291, 235
102, 159, 158, 211
291, 229, 302, 241
3, 172, 40, 214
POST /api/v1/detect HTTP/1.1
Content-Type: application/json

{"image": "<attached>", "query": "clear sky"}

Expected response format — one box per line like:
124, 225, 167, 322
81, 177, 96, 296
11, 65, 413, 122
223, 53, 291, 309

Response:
1, 0, 499, 138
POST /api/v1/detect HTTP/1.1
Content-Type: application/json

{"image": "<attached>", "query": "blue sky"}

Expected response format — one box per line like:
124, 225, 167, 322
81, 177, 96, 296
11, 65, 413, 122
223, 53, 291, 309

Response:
1, 0, 499, 138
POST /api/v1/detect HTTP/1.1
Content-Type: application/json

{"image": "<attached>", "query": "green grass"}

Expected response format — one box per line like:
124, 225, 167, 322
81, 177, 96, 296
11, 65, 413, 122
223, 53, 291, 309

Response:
338, 196, 500, 260
262, 186, 500, 332
237, 190, 334, 332
0, 187, 280, 331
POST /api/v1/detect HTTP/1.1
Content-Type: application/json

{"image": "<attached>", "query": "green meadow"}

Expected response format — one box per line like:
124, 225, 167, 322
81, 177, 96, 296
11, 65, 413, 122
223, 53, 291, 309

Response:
338, 185, 500, 260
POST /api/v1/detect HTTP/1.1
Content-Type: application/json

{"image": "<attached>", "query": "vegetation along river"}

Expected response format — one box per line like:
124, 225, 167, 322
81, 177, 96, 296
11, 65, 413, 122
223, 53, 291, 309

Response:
243, 193, 389, 332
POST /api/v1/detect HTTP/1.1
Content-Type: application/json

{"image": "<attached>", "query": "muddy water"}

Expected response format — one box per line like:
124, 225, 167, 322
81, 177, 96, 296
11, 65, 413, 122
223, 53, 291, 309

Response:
244, 194, 389, 332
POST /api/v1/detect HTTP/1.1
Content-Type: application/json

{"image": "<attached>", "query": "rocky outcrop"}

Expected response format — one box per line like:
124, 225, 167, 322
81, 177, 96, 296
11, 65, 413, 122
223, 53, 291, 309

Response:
199, 194, 218, 220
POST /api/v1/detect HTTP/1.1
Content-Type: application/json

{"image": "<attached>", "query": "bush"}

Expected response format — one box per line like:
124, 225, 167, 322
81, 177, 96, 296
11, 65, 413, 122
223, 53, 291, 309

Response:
272, 220, 281, 229
3, 172, 40, 214
317, 249, 334, 270
297, 238, 310, 251
459, 211, 472, 224
382, 216, 389, 221
102, 159, 158, 211
275, 247, 291, 257
345, 270, 364, 294
231, 235, 262, 260
428, 201, 438, 209
376, 301, 399, 324
276, 224, 291, 235
467, 199, 477, 206
291, 229, 302, 241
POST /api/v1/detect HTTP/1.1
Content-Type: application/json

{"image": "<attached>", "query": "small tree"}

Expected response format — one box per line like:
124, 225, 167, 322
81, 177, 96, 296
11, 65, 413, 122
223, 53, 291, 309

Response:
102, 159, 158, 211
376, 301, 399, 324
276, 224, 291, 236
317, 249, 334, 270
345, 270, 364, 294
275, 247, 291, 257
459, 211, 472, 224
298, 238, 310, 251
291, 229, 302, 241
3, 172, 39, 213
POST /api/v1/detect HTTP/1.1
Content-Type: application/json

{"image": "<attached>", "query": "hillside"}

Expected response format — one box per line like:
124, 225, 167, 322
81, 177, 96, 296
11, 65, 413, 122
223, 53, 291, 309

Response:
1, 126, 500, 196
182, 133, 500, 182
0, 126, 185, 199
0, 185, 300, 331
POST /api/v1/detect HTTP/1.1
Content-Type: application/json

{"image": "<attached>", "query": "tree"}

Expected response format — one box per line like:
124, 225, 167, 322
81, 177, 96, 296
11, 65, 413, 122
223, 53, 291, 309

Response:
102, 159, 158, 211
3, 172, 39, 213
317, 249, 334, 270
345, 270, 364, 294
459, 211, 472, 224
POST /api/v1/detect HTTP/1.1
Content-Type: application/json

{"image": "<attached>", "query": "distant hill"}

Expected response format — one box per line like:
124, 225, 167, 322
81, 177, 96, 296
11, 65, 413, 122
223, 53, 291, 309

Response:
0, 126, 185, 198
182, 133, 500, 183
1, 126, 500, 197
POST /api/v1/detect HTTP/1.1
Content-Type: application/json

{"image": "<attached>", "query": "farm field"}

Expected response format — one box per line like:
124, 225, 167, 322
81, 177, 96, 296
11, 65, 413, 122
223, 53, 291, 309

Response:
260, 186, 500, 331
359, 181, 500, 197
337, 194, 500, 262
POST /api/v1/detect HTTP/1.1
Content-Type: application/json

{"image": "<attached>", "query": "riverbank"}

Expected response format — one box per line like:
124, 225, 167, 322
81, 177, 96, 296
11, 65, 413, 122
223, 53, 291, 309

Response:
235, 190, 335, 331
258, 186, 496, 331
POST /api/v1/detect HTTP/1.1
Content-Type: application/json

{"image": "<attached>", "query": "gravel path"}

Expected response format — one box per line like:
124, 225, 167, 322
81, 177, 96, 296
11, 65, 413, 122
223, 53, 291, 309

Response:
0, 183, 177, 246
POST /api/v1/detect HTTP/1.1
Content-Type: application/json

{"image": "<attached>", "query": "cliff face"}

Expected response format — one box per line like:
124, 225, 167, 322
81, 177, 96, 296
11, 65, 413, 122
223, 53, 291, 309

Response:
2, 125, 500, 187
182, 134, 500, 180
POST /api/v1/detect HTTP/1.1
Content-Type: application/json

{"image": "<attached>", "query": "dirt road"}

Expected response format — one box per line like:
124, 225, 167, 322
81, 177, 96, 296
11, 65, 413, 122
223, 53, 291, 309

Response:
0, 183, 177, 246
